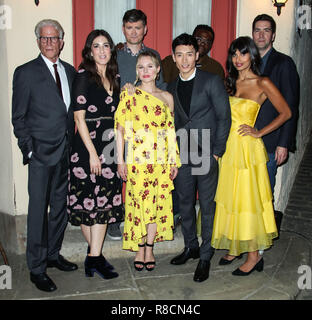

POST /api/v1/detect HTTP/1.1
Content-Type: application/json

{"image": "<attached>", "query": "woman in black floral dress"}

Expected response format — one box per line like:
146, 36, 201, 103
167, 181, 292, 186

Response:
68, 30, 124, 279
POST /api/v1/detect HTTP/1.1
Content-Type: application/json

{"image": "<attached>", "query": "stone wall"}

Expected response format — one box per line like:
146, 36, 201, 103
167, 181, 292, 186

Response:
276, 1, 312, 212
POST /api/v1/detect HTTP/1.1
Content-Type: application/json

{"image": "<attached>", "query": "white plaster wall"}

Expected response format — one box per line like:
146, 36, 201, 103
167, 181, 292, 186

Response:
2, 0, 73, 215
236, 0, 296, 55
0, 0, 14, 216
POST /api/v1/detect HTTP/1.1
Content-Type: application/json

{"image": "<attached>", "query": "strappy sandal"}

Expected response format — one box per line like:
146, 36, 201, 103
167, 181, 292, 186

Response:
145, 243, 156, 271
134, 243, 145, 271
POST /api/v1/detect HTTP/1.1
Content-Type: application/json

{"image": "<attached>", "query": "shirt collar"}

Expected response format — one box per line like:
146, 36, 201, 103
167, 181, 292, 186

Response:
123, 42, 146, 57
41, 53, 60, 68
179, 68, 197, 81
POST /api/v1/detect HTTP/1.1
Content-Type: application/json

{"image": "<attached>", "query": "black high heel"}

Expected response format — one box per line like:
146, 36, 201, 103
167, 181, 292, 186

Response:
145, 243, 156, 271
86, 246, 114, 270
134, 243, 145, 271
85, 255, 119, 279
232, 258, 264, 276
219, 254, 243, 265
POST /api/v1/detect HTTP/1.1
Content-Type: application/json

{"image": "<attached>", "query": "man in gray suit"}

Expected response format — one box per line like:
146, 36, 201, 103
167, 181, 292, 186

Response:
167, 33, 231, 282
12, 19, 77, 292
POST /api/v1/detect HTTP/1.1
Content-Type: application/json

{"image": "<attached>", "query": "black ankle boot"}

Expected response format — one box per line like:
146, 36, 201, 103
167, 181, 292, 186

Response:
85, 255, 119, 279
86, 246, 114, 270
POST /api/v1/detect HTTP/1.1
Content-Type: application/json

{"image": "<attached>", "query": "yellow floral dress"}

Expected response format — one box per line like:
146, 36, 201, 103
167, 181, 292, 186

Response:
114, 89, 181, 251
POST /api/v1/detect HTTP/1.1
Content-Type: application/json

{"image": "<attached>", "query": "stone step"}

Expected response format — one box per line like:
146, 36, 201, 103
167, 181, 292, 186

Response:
61, 222, 186, 262
61, 203, 201, 262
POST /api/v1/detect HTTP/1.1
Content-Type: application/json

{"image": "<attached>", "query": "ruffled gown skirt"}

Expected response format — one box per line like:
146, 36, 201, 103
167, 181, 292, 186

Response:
211, 97, 278, 256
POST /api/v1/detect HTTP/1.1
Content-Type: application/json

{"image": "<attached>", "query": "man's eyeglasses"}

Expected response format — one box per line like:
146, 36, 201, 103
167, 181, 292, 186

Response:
195, 37, 212, 45
39, 36, 61, 44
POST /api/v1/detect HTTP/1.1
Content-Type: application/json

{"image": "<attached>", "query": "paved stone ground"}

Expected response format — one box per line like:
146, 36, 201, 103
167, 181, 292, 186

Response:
0, 230, 310, 301
1, 136, 312, 303
283, 135, 312, 300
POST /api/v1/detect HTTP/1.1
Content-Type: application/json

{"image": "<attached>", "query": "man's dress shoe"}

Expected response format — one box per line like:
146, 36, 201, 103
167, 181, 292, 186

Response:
30, 272, 57, 292
170, 247, 200, 265
193, 259, 210, 282
47, 255, 78, 271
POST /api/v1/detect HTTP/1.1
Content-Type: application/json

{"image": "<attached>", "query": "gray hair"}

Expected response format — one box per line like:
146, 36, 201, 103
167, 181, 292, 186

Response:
34, 19, 64, 39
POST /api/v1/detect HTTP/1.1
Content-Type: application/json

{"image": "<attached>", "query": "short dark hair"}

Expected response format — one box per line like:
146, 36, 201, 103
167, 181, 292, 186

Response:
172, 33, 199, 53
123, 9, 147, 26
192, 24, 215, 43
252, 14, 276, 34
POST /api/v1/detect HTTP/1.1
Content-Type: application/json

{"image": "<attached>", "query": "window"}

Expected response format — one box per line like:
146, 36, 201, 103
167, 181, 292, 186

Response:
172, 0, 212, 39
94, 0, 136, 45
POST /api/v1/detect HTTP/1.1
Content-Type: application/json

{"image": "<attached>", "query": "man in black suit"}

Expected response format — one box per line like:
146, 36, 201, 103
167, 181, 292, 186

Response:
12, 19, 77, 292
167, 33, 231, 282
252, 14, 299, 193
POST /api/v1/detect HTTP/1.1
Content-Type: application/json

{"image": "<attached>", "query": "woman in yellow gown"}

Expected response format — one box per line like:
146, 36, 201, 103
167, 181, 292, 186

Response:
115, 51, 180, 271
211, 37, 291, 275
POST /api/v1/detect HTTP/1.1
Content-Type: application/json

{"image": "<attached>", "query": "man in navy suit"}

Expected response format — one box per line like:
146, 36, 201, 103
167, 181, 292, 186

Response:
252, 14, 299, 193
12, 19, 77, 292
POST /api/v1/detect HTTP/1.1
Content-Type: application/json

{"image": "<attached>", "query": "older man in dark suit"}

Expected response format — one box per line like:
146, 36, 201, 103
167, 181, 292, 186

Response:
12, 19, 77, 292
252, 14, 299, 192
167, 33, 231, 282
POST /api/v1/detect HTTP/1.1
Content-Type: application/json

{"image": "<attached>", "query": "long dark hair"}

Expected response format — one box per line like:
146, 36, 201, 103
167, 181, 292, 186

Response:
225, 36, 261, 95
79, 29, 119, 92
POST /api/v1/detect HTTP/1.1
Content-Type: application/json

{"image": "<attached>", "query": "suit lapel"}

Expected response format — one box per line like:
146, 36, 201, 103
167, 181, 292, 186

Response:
173, 77, 189, 121
61, 59, 74, 94
263, 48, 277, 77
189, 69, 201, 118
37, 55, 58, 87
37, 55, 67, 111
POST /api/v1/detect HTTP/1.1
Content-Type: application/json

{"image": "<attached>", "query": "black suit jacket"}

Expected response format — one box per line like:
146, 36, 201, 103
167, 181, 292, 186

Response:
12, 55, 76, 166
167, 69, 231, 162
255, 48, 300, 153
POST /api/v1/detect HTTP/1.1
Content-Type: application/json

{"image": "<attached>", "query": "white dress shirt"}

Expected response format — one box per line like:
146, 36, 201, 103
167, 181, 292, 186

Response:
41, 54, 71, 111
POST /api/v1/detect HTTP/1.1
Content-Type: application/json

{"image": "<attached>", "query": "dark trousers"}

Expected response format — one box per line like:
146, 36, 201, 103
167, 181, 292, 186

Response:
267, 152, 278, 193
27, 148, 69, 275
175, 157, 218, 261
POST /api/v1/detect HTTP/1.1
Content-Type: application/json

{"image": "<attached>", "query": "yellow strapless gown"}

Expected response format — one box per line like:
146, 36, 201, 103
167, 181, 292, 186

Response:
210, 97, 278, 256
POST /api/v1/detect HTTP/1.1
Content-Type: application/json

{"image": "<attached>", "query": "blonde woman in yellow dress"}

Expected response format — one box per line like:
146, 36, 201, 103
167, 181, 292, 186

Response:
211, 37, 291, 275
115, 51, 180, 271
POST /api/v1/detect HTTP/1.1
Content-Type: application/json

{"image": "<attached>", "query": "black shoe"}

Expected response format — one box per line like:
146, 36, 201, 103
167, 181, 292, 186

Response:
232, 258, 264, 276
107, 223, 122, 240
193, 260, 210, 282
219, 254, 243, 265
170, 247, 200, 265
85, 256, 119, 279
30, 272, 57, 292
86, 246, 114, 270
47, 255, 78, 272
